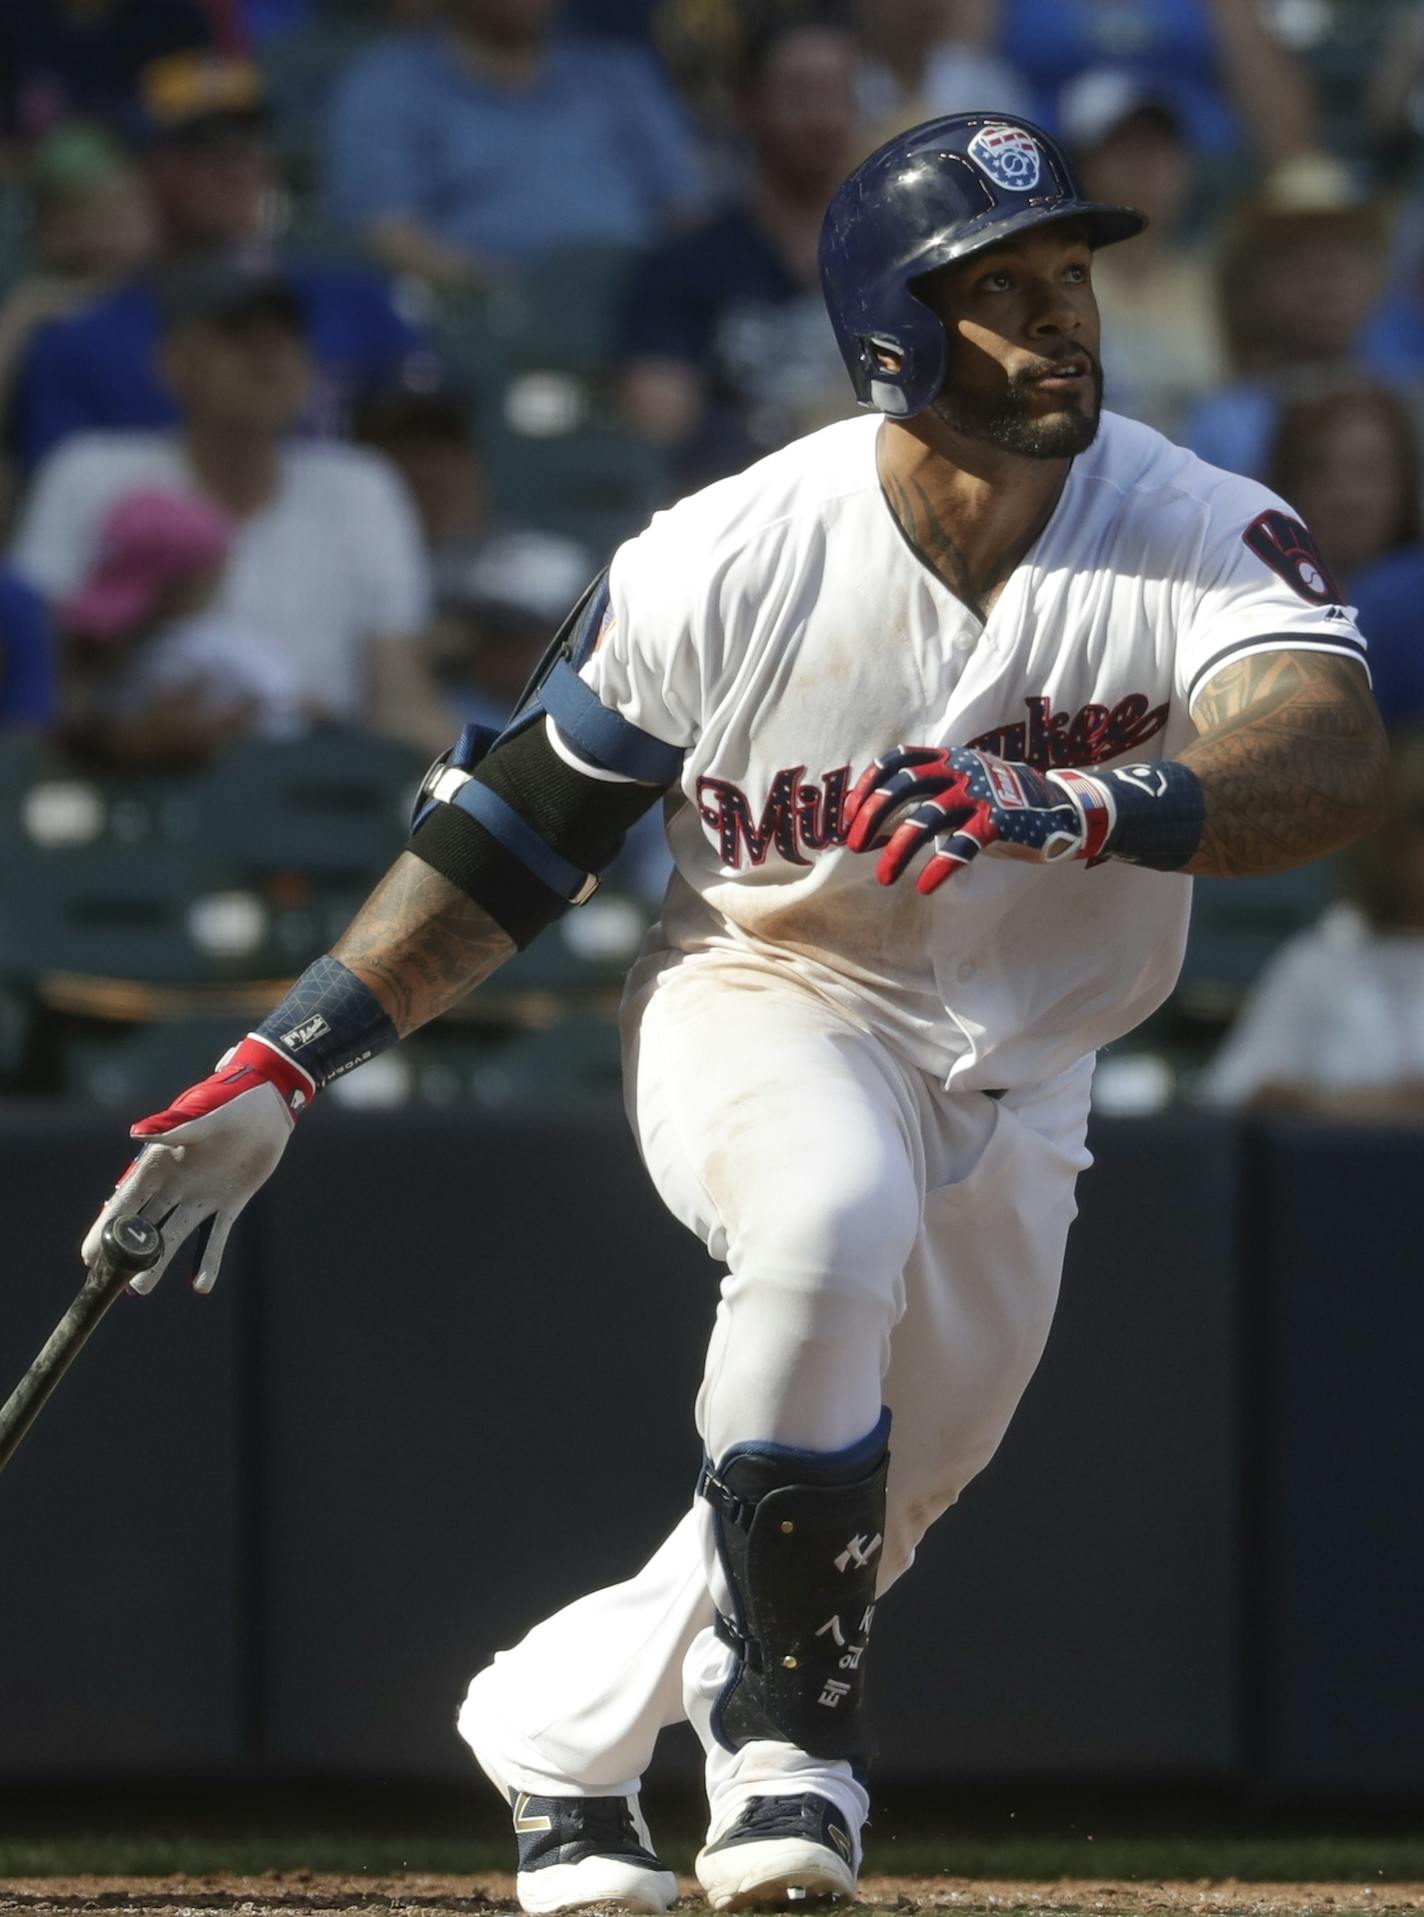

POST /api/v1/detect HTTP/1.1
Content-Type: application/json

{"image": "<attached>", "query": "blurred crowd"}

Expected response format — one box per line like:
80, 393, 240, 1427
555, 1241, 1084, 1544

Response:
3, 0, 1424, 1111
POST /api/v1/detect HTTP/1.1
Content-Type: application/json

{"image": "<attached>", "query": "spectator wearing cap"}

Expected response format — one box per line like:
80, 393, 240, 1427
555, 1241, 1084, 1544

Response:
10, 50, 428, 474
0, 0, 214, 142
1182, 157, 1395, 481
59, 486, 306, 765
0, 566, 56, 730
1061, 70, 1222, 437
11, 260, 451, 754
855, 0, 1033, 153
994, 0, 1315, 164
618, 13, 858, 485
325, 0, 706, 286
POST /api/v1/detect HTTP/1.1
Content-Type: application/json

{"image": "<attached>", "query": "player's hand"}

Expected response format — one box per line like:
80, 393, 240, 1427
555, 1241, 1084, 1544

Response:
80, 1036, 315, 1295
845, 745, 1109, 894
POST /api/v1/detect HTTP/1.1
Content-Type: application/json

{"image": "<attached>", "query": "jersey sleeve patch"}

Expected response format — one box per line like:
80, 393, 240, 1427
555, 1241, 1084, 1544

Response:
1242, 510, 1345, 607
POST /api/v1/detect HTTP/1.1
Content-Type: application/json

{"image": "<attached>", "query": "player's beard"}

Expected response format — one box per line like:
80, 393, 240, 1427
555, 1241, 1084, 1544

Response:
931, 351, 1104, 458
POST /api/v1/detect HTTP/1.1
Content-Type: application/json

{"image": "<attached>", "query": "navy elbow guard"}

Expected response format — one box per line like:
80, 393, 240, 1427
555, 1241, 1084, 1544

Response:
407, 571, 684, 944
407, 714, 675, 948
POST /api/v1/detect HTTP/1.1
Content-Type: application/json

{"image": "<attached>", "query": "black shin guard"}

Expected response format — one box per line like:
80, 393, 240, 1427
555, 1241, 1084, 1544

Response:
699, 1409, 891, 1760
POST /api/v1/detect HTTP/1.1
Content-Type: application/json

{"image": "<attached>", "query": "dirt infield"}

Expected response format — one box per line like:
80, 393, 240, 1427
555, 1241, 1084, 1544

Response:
3, 1877, 1423, 1917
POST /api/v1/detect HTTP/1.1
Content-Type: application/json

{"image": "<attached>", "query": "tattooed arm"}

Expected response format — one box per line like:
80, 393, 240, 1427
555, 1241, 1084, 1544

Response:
1177, 649, 1389, 878
332, 852, 516, 1038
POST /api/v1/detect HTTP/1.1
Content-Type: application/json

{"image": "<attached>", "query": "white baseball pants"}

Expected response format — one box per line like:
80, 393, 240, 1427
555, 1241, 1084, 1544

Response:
458, 953, 1093, 1845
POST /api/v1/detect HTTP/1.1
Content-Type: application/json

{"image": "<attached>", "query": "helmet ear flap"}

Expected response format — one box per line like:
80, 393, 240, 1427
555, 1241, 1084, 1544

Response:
853, 335, 916, 417
853, 284, 950, 417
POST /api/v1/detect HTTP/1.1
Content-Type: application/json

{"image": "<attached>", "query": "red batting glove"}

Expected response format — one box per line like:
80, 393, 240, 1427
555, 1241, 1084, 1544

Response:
81, 1036, 314, 1295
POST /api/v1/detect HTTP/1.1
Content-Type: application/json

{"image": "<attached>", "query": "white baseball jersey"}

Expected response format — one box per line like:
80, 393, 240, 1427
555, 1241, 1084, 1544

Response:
569, 410, 1368, 1091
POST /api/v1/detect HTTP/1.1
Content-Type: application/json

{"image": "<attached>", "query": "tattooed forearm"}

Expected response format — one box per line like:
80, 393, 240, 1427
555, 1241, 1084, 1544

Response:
1178, 650, 1388, 877
332, 852, 515, 1036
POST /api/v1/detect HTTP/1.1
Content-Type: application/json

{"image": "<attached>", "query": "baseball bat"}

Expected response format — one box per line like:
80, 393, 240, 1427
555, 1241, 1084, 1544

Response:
0, 1213, 163, 1475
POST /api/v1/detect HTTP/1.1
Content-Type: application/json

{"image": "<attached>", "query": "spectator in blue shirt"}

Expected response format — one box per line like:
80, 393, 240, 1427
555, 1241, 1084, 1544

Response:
11, 51, 430, 474
618, 12, 859, 485
325, 0, 706, 286
995, 0, 1315, 163
0, 126, 158, 459
0, 566, 56, 728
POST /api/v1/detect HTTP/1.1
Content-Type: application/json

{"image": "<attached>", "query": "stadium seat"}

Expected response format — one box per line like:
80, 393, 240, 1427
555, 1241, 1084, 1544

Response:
57, 1015, 248, 1109
483, 419, 669, 556
480, 243, 641, 377
0, 838, 281, 988
187, 731, 428, 886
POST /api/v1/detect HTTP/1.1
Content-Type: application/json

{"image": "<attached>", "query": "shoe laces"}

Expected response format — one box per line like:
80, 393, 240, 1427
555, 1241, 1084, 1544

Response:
732, 1795, 813, 1837
567, 1797, 641, 1848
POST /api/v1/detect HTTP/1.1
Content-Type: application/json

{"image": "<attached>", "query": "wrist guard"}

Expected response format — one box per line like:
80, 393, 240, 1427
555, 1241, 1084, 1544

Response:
1049, 759, 1205, 871
252, 955, 400, 1088
408, 716, 670, 947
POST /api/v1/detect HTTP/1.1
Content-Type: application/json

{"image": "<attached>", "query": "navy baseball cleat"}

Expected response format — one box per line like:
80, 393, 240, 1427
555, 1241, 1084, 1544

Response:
696, 1793, 858, 1909
506, 1788, 678, 1914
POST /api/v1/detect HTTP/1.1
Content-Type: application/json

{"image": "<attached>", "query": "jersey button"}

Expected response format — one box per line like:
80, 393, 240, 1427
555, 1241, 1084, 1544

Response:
956, 960, 977, 982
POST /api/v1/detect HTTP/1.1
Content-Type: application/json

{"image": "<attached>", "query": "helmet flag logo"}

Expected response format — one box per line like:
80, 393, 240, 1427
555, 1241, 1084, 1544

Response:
966, 123, 1042, 193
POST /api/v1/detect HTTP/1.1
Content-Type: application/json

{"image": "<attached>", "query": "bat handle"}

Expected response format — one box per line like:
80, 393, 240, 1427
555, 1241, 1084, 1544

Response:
0, 1212, 163, 1474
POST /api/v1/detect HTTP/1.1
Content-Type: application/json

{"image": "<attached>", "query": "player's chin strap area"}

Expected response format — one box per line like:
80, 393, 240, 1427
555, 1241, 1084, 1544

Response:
699, 1408, 891, 1763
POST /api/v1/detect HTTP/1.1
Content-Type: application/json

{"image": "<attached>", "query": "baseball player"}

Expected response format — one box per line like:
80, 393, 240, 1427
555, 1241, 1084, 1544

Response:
85, 115, 1386, 1912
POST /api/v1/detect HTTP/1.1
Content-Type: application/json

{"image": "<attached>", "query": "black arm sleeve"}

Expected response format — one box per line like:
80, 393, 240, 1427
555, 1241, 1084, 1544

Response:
407, 720, 670, 948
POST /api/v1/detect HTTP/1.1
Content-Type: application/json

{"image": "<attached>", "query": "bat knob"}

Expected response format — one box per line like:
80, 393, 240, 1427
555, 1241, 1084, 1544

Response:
100, 1213, 163, 1275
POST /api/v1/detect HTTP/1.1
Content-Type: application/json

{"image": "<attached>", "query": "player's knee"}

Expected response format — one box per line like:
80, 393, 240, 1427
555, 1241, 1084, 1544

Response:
729, 1162, 918, 1299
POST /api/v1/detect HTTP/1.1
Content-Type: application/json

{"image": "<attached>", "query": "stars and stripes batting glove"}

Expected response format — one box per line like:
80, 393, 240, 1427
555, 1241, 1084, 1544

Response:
844, 744, 1203, 893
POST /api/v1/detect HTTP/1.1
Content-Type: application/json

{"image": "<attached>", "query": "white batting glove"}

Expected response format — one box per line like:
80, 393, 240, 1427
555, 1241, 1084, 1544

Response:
81, 1035, 315, 1295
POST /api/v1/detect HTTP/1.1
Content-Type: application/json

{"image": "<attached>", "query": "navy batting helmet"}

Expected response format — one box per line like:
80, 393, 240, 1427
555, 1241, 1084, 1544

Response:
819, 113, 1146, 419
